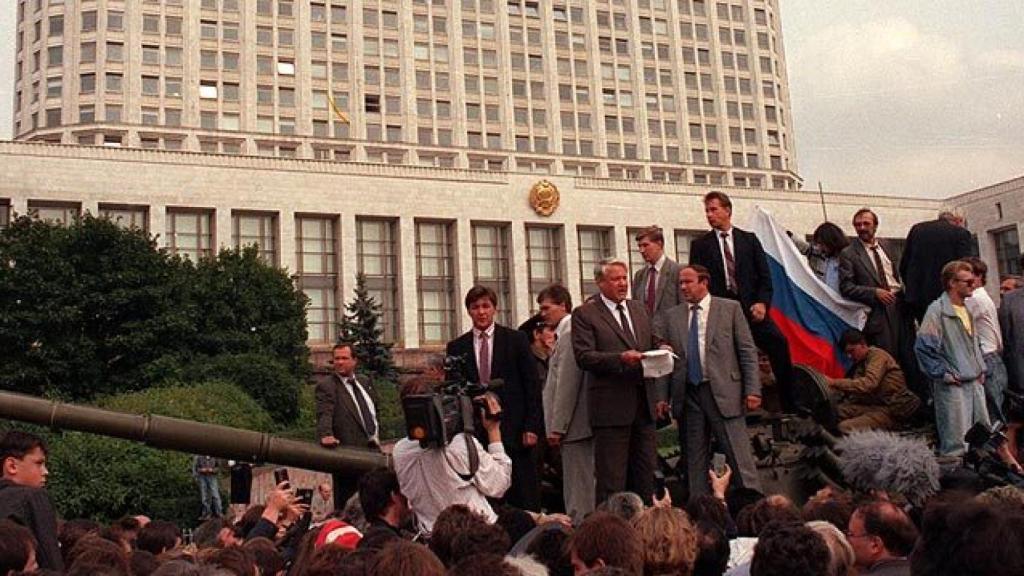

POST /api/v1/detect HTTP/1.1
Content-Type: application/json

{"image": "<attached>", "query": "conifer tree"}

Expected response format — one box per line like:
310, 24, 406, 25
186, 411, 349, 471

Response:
337, 273, 398, 381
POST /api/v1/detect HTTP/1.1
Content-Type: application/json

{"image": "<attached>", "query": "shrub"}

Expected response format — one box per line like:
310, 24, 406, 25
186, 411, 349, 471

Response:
187, 353, 301, 424
5, 381, 275, 527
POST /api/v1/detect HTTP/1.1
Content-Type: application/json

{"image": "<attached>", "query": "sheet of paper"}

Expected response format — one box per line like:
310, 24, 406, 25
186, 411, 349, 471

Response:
641, 349, 677, 378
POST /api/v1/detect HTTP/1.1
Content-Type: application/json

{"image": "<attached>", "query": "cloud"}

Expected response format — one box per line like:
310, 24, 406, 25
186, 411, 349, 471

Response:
787, 15, 1024, 198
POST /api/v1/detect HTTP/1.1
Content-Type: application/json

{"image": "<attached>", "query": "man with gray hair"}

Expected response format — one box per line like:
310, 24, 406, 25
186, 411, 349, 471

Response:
573, 257, 659, 505
900, 210, 974, 323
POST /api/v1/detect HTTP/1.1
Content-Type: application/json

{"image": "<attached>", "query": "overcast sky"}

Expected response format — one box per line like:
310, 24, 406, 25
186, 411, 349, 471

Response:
1, 1, 1021, 199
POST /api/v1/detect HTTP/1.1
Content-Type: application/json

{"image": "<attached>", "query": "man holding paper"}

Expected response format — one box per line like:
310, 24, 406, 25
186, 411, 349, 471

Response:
653, 264, 763, 497
573, 257, 659, 504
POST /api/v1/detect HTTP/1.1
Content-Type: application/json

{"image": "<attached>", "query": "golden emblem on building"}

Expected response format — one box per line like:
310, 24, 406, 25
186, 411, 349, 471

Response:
529, 179, 560, 217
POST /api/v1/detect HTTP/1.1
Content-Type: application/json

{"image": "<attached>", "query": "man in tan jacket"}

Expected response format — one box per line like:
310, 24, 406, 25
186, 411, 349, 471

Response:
828, 329, 920, 434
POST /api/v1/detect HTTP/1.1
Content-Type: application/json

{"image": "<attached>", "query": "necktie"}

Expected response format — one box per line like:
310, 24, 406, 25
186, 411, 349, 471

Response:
347, 378, 376, 438
645, 266, 658, 315
687, 305, 703, 385
616, 303, 636, 344
721, 232, 738, 293
871, 246, 890, 290
478, 331, 491, 384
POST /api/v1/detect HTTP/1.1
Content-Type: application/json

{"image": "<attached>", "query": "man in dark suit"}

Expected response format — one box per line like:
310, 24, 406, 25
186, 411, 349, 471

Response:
573, 257, 659, 504
446, 285, 543, 511
1000, 253, 1024, 394
316, 342, 382, 509
839, 208, 924, 399
689, 191, 794, 411
632, 225, 683, 317
653, 264, 763, 497
900, 211, 974, 323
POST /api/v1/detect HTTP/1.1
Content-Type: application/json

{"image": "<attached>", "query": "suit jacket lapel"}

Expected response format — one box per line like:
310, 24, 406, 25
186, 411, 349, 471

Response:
657, 264, 674, 311
491, 326, 507, 378
335, 374, 368, 435
854, 241, 883, 286
706, 233, 727, 285
705, 298, 722, 356
595, 300, 637, 348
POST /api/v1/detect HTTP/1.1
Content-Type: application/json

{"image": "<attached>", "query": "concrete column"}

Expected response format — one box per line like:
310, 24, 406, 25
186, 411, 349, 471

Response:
215, 206, 232, 251
562, 224, 583, 306
149, 204, 166, 248
338, 212, 358, 313
278, 209, 296, 274
398, 217, 420, 349
454, 218, 475, 334
510, 222, 531, 319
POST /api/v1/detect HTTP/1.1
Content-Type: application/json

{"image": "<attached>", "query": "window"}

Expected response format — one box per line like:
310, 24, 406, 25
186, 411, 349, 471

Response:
0, 201, 10, 229
105, 73, 122, 93
416, 221, 456, 344
357, 218, 401, 343
296, 215, 339, 343
80, 73, 96, 94
166, 209, 213, 261
526, 225, 563, 305
577, 227, 613, 301
472, 223, 513, 325
993, 227, 1022, 276
200, 83, 218, 99
81, 11, 97, 32
233, 212, 278, 265
28, 201, 80, 226
99, 205, 148, 231
675, 230, 698, 264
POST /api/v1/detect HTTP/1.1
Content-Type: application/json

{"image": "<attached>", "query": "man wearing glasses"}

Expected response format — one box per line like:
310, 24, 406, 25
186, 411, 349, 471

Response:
847, 500, 918, 576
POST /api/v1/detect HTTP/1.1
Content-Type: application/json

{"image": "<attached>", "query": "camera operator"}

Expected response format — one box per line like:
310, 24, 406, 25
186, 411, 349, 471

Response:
392, 376, 512, 534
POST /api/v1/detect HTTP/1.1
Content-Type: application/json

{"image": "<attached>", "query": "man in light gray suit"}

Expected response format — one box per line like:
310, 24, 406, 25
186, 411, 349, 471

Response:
653, 264, 763, 497
538, 284, 594, 520
632, 226, 683, 317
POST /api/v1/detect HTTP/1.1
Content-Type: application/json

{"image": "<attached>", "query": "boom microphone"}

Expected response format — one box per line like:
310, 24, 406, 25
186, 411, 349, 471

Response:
835, 430, 940, 506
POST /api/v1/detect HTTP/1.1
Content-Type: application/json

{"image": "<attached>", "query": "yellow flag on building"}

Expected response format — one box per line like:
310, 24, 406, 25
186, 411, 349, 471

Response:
327, 93, 350, 124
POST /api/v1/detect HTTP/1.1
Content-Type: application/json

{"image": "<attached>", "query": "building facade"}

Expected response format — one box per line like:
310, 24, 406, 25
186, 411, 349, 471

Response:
0, 141, 941, 360
947, 175, 1024, 299
13, 0, 800, 188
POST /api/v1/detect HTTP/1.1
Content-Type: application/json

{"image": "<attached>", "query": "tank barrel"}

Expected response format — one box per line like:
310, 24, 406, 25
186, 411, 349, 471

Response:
0, 390, 390, 475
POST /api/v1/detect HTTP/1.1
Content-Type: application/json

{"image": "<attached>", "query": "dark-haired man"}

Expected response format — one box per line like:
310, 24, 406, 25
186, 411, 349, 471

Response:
539, 283, 595, 520
848, 500, 917, 576
316, 342, 382, 509
689, 191, 795, 411
632, 226, 683, 316
653, 264, 763, 497
568, 511, 643, 575
826, 329, 920, 433
0, 430, 62, 571
357, 468, 409, 548
447, 285, 543, 511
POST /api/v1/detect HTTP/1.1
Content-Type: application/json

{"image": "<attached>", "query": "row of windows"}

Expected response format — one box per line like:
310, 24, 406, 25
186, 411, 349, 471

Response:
4, 199, 706, 345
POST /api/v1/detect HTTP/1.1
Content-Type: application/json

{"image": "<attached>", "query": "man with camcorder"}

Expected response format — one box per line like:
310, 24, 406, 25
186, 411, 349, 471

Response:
392, 376, 512, 534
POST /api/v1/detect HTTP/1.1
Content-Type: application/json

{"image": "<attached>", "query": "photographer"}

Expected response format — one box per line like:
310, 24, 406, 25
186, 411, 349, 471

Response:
392, 376, 512, 534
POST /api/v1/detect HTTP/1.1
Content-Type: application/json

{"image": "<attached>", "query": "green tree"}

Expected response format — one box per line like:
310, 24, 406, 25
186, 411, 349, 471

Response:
338, 273, 397, 381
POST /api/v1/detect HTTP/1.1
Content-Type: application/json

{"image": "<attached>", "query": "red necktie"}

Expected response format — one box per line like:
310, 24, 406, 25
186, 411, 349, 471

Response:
478, 332, 491, 384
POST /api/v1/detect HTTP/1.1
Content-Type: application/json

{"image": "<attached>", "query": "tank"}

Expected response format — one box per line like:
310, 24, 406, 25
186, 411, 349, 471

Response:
0, 390, 390, 477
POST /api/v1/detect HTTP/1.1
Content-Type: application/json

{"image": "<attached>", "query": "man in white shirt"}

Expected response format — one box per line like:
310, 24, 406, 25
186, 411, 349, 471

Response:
316, 342, 382, 509
965, 257, 1008, 425
392, 377, 511, 534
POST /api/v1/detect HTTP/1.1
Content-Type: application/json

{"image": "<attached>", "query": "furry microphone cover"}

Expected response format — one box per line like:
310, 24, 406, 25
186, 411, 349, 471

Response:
835, 430, 940, 506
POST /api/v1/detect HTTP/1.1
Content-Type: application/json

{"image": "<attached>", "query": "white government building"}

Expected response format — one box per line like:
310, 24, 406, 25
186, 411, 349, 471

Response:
4, 0, 1017, 361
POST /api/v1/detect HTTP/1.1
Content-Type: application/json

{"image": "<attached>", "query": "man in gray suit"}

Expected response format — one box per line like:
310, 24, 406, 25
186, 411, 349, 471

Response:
539, 284, 594, 520
654, 264, 763, 497
632, 226, 683, 317
316, 342, 381, 509
573, 257, 658, 504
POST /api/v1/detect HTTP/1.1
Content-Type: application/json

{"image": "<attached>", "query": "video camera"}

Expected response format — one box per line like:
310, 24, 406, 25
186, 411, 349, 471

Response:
402, 355, 503, 449
964, 421, 1024, 489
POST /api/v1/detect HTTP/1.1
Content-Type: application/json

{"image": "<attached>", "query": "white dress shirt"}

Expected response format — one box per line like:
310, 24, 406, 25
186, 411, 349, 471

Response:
339, 373, 378, 443
600, 293, 635, 336
472, 323, 496, 371
391, 436, 512, 534
967, 287, 1003, 355
715, 227, 737, 291
860, 239, 901, 291
643, 253, 668, 296
690, 293, 712, 372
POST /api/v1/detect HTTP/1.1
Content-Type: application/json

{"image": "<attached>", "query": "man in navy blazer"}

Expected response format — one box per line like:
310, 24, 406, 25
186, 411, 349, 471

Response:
446, 285, 543, 511
689, 191, 795, 411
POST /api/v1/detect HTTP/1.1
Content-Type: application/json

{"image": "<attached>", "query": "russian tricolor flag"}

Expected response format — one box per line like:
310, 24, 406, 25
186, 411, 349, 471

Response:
749, 208, 869, 378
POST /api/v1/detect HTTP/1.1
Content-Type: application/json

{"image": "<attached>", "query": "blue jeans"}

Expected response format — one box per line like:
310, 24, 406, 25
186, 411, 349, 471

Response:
983, 353, 1009, 424
932, 378, 990, 457
198, 474, 223, 518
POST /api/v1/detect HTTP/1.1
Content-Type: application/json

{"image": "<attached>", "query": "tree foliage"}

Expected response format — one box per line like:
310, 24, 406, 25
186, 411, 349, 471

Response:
0, 216, 309, 424
338, 273, 398, 381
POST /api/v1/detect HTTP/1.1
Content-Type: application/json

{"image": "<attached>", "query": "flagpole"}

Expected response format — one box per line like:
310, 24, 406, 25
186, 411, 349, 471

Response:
817, 181, 828, 222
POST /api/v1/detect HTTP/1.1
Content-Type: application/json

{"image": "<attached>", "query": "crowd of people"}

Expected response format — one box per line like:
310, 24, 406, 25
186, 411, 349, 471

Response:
4, 190, 1024, 576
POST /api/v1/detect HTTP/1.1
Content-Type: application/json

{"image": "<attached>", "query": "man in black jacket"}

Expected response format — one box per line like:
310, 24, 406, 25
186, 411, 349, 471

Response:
689, 191, 795, 410
899, 211, 974, 323
447, 285, 543, 511
0, 430, 63, 572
